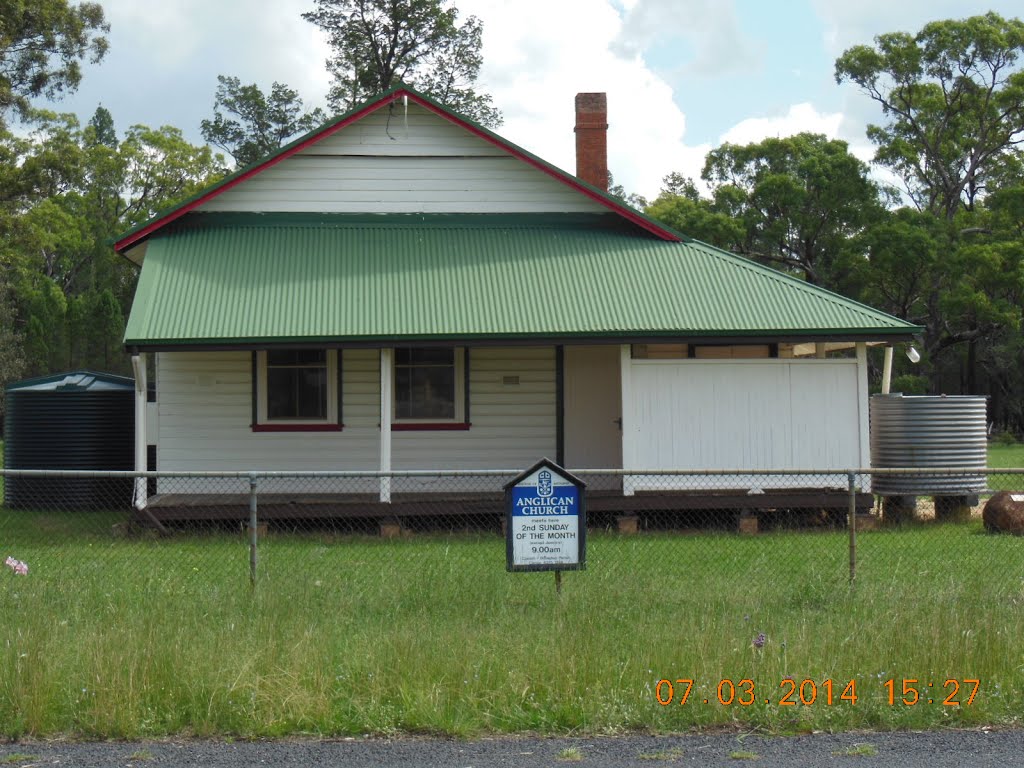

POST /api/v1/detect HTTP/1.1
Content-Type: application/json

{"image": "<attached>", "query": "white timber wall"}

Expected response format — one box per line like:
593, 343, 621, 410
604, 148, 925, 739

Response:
391, 347, 556, 490
154, 347, 556, 493
624, 358, 866, 491
197, 104, 606, 215
155, 350, 381, 493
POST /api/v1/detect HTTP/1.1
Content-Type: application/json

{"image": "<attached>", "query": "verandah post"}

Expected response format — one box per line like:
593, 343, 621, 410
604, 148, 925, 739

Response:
380, 348, 393, 503
848, 471, 857, 585
249, 473, 259, 588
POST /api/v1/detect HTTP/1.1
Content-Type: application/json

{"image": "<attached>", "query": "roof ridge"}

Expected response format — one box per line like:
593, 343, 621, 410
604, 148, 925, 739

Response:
168, 211, 645, 231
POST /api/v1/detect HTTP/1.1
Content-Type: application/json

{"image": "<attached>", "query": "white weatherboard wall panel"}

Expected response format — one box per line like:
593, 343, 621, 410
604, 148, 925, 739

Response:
155, 350, 380, 494
197, 102, 606, 214
197, 156, 606, 214
625, 359, 863, 491
298, 105, 507, 157
391, 347, 556, 490
155, 347, 557, 495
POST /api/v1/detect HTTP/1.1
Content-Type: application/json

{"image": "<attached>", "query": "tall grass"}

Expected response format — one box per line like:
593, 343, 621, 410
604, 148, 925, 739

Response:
1, 510, 1022, 738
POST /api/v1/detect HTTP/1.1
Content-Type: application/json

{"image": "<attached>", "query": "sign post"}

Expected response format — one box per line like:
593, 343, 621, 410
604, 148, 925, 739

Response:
505, 458, 586, 591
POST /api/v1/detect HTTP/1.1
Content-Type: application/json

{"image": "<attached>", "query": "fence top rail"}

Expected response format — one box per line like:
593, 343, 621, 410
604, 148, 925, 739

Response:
1, 467, 1021, 479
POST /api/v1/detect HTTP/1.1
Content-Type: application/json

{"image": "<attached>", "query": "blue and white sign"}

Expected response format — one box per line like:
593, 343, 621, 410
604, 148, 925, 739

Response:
505, 458, 586, 571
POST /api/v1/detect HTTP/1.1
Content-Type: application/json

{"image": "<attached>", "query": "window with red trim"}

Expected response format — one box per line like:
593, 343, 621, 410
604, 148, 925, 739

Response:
253, 350, 341, 430
393, 347, 467, 426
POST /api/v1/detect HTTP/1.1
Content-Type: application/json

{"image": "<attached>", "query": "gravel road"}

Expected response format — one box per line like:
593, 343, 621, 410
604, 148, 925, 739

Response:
2, 729, 1021, 767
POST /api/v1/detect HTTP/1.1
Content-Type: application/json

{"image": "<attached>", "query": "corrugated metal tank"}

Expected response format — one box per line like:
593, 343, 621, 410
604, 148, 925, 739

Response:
3, 371, 135, 509
870, 394, 987, 496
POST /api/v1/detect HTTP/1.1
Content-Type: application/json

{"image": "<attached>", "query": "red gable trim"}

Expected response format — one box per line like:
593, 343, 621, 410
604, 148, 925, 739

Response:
115, 88, 680, 253
402, 92, 680, 242
114, 97, 396, 253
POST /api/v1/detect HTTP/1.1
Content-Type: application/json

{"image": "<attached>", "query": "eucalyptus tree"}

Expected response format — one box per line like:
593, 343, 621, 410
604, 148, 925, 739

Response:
835, 12, 1024, 221
647, 134, 885, 290
201, 76, 327, 168
0, 0, 108, 121
836, 13, 1024, 398
303, 0, 501, 126
3, 109, 225, 376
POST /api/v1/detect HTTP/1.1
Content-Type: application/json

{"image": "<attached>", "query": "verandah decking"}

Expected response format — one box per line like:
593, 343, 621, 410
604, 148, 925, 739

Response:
135, 488, 874, 532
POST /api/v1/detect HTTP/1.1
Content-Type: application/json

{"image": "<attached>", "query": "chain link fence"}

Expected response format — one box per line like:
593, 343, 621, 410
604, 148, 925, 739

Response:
2, 467, 1022, 597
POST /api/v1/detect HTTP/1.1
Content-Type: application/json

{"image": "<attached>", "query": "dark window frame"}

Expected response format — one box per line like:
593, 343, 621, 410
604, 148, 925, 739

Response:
390, 346, 471, 431
251, 349, 343, 432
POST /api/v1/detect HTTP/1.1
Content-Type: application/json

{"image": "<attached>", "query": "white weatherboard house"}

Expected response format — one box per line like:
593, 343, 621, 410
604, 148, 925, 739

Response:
117, 87, 919, 516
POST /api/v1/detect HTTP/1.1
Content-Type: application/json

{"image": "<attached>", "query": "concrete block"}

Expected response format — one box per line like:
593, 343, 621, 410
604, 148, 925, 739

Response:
883, 496, 917, 524
617, 515, 639, 534
854, 513, 880, 531
738, 513, 758, 535
934, 495, 977, 523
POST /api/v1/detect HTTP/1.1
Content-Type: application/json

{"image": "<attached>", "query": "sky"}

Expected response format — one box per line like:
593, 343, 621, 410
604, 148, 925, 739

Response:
42, 0, 1024, 202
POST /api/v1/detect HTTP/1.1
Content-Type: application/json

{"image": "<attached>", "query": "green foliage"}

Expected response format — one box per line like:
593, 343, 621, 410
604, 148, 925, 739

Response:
201, 75, 327, 168
86, 105, 116, 148
836, 14, 1024, 410
303, 0, 501, 126
0, 278, 26, 415
702, 133, 885, 286
18, 278, 68, 374
855, 207, 941, 323
645, 192, 743, 249
0, 0, 109, 121
992, 431, 1018, 447
835, 12, 1024, 220
117, 124, 226, 228
889, 374, 929, 395
646, 136, 884, 287
1, 109, 225, 379
607, 171, 648, 210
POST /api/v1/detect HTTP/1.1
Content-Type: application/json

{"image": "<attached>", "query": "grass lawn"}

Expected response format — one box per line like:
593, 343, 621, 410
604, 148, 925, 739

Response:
1, 506, 1022, 739
987, 443, 1024, 490
988, 442, 1024, 469
1, 441, 1022, 738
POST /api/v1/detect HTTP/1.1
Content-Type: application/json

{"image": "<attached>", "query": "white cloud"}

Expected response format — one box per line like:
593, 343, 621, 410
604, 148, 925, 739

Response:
64, 0, 331, 132
811, 0, 1021, 55
612, 0, 760, 77
719, 103, 844, 146
460, 0, 707, 201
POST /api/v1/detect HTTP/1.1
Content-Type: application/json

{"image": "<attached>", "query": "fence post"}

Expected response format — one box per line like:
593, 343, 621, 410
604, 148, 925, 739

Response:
249, 473, 259, 588
848, 471, 857, 585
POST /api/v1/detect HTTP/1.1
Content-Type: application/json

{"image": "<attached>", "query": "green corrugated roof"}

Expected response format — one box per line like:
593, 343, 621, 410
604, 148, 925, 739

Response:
124, 213, 920, 347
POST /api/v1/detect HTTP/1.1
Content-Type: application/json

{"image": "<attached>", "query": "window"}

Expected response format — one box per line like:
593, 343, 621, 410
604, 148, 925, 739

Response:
253, 350, 341, 431
393, 347, 467, 427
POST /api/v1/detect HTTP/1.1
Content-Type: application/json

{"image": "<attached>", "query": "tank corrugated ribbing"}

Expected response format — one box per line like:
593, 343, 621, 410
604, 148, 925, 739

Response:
870, 394, 988, 496
4, 372, 135, 509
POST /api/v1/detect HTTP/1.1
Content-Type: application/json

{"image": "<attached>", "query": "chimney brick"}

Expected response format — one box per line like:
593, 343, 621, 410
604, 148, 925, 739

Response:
575, 92, 608, 191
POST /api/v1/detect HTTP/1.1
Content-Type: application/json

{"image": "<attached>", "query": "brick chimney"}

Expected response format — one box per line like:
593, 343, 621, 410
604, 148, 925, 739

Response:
575, 92, 608, 191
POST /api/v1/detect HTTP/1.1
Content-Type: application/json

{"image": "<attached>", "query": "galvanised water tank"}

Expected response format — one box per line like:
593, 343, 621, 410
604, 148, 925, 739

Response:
4, 371, 135, 509
869, 394, 987, 496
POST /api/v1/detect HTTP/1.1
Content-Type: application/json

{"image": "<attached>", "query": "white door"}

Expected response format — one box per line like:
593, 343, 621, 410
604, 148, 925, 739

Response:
564, 345, 622, 471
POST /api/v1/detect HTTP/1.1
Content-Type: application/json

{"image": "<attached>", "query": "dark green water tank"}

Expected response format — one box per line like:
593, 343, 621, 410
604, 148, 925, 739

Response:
4, 371, 135, 509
